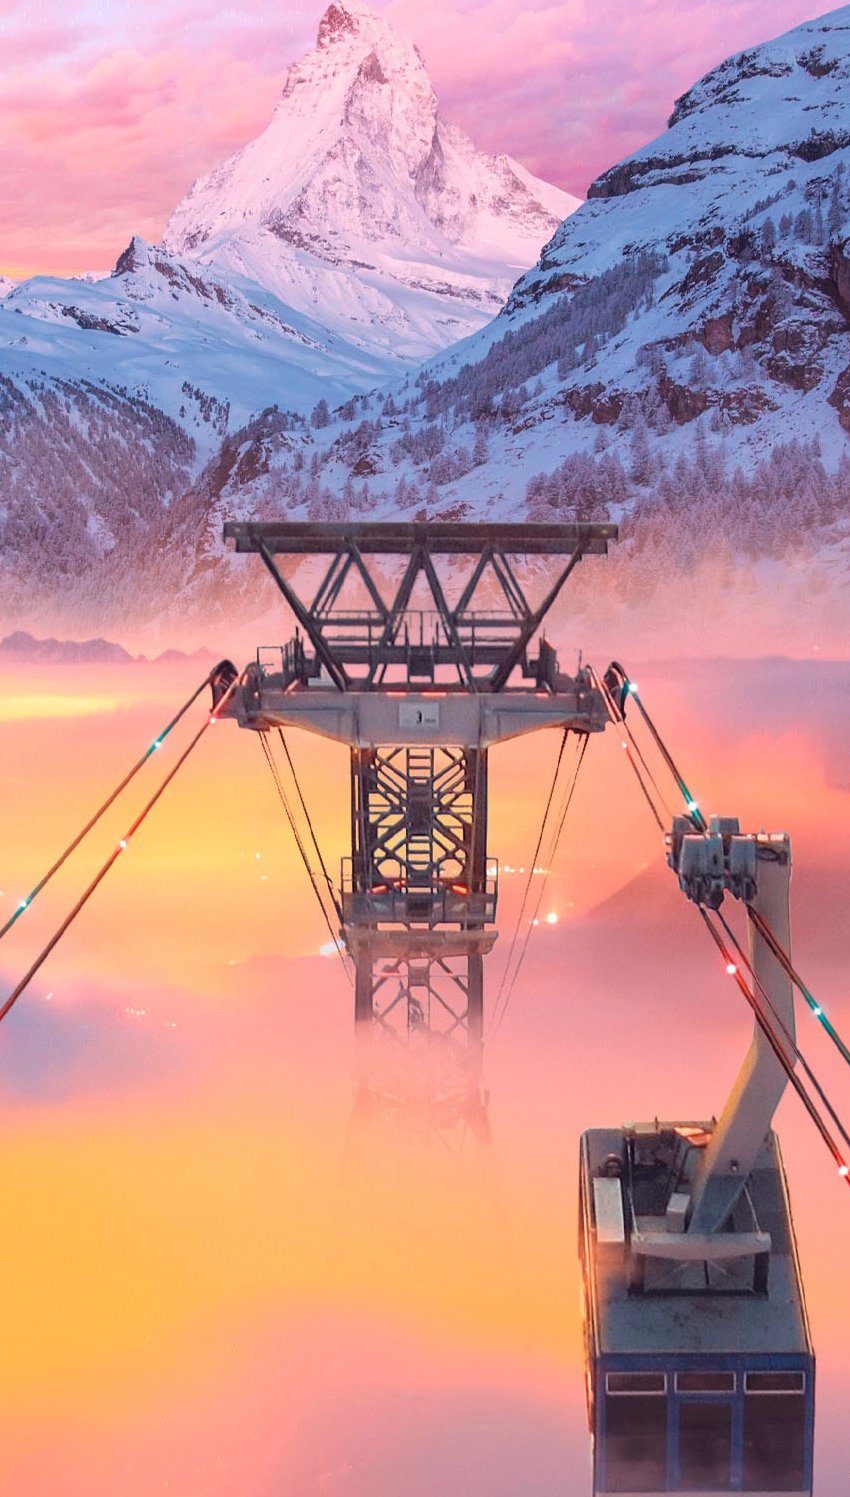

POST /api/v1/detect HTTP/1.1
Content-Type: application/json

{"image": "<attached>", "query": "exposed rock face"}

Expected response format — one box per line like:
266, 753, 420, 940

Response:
163, 0, 578, 360
442, 4, 850, 463
832, 237, 850, 313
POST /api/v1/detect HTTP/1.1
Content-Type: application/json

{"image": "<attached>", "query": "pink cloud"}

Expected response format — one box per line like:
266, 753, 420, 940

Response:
392, 0, 827, 193
0, 0, 833, 277
0, 46, 287, 274
0, 23, 81, 68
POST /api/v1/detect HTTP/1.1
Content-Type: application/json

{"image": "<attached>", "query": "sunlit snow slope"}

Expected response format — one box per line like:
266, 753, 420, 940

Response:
163, 0, 577, 361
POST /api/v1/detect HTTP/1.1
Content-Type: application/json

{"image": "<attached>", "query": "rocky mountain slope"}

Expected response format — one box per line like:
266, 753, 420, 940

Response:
222, 4, 850, 493
163, 0, 576, 362
131, 4, 850, 648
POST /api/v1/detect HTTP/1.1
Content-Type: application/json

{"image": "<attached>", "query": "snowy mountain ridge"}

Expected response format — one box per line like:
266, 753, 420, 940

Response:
163, 0, 577, 361
297, 3, 850, 492
1, 233, 394, 447
134, 4, 850, 647
5, 4, 850, 652
0, 0, 574, 633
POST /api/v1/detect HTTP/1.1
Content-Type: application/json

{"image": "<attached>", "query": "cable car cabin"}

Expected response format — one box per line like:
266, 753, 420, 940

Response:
579, 1124, 814, 1496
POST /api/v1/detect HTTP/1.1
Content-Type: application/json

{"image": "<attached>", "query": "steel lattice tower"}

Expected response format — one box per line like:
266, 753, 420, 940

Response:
223, 521, 614, 1143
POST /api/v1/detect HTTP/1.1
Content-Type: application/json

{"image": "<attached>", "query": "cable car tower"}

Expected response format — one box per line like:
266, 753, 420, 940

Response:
223, 521, 612, 1038
4, 532, 848, 1494
222, 520, 612, 1175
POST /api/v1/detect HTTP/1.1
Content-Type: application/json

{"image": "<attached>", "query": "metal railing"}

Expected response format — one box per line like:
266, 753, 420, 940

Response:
340, 857, 499, 926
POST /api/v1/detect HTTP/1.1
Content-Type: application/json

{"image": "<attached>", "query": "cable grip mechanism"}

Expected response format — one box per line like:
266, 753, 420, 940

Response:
667, 815, 759, 909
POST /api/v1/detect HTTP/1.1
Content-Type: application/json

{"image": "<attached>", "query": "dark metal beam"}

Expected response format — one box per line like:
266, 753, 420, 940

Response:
488, 540, 588, 692
367, 546, 424, 687
256, 540, 350, 692
452, 543, 494, 618
311, 549, 351, 617
224, 520, 617, 556
349, 540, 390, 623
420, 549, 478, 693
489, 549, 532, 621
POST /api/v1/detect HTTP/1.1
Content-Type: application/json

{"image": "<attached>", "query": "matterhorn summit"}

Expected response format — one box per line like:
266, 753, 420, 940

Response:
163, 0, 578, 358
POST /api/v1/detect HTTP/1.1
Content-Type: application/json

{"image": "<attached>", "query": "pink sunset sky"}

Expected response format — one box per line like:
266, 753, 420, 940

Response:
0, 0, 836, 280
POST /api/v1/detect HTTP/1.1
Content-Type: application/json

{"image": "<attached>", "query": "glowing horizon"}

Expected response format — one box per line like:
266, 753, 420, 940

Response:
1, 653, 848, 1491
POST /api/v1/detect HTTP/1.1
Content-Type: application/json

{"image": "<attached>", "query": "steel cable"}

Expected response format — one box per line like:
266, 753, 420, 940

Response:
0, 672, 243, 1025
714, 908, 850, 1156
276, 728, 344, 924
589, 664, 671, 831
492, 733, 589, 1039
491, 727, 571, 1024
590, 660, 850, 1182
606, 662, 850, 1077
258, 733, 352, 987
747, 905, 850, 1070
0, 666, 227, 942
605, 661, 707, 830
698, 908, 850, 1182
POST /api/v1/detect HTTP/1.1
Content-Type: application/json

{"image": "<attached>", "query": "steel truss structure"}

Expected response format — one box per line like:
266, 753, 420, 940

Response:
224, 520, 615, 1175
223, 521, 615, 1056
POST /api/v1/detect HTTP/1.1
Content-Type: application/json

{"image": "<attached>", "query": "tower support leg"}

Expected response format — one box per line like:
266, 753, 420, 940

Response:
689, 838, 794, 1233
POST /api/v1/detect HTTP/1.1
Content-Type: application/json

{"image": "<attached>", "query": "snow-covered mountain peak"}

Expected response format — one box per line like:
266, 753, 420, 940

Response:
315, 0, 415, 56
317, 1, 363, 47
163, 1, 578, 359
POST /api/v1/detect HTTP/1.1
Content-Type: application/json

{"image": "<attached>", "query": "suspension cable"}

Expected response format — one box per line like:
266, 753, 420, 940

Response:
606, 663, 850, 1073
747, 906, 850, 1069
589, 664, 673, 830
713, 908, 850, 1156
588, 662, 850, 1182
697, 908, 850, 1183
605, 661, 707, 830
257, 733, 352, 987
0, 666, 225, 942
0, 672, 243, 1025
492, 727, 571, 1022
492, 733, 589, 1039
276, 728, 344, 924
